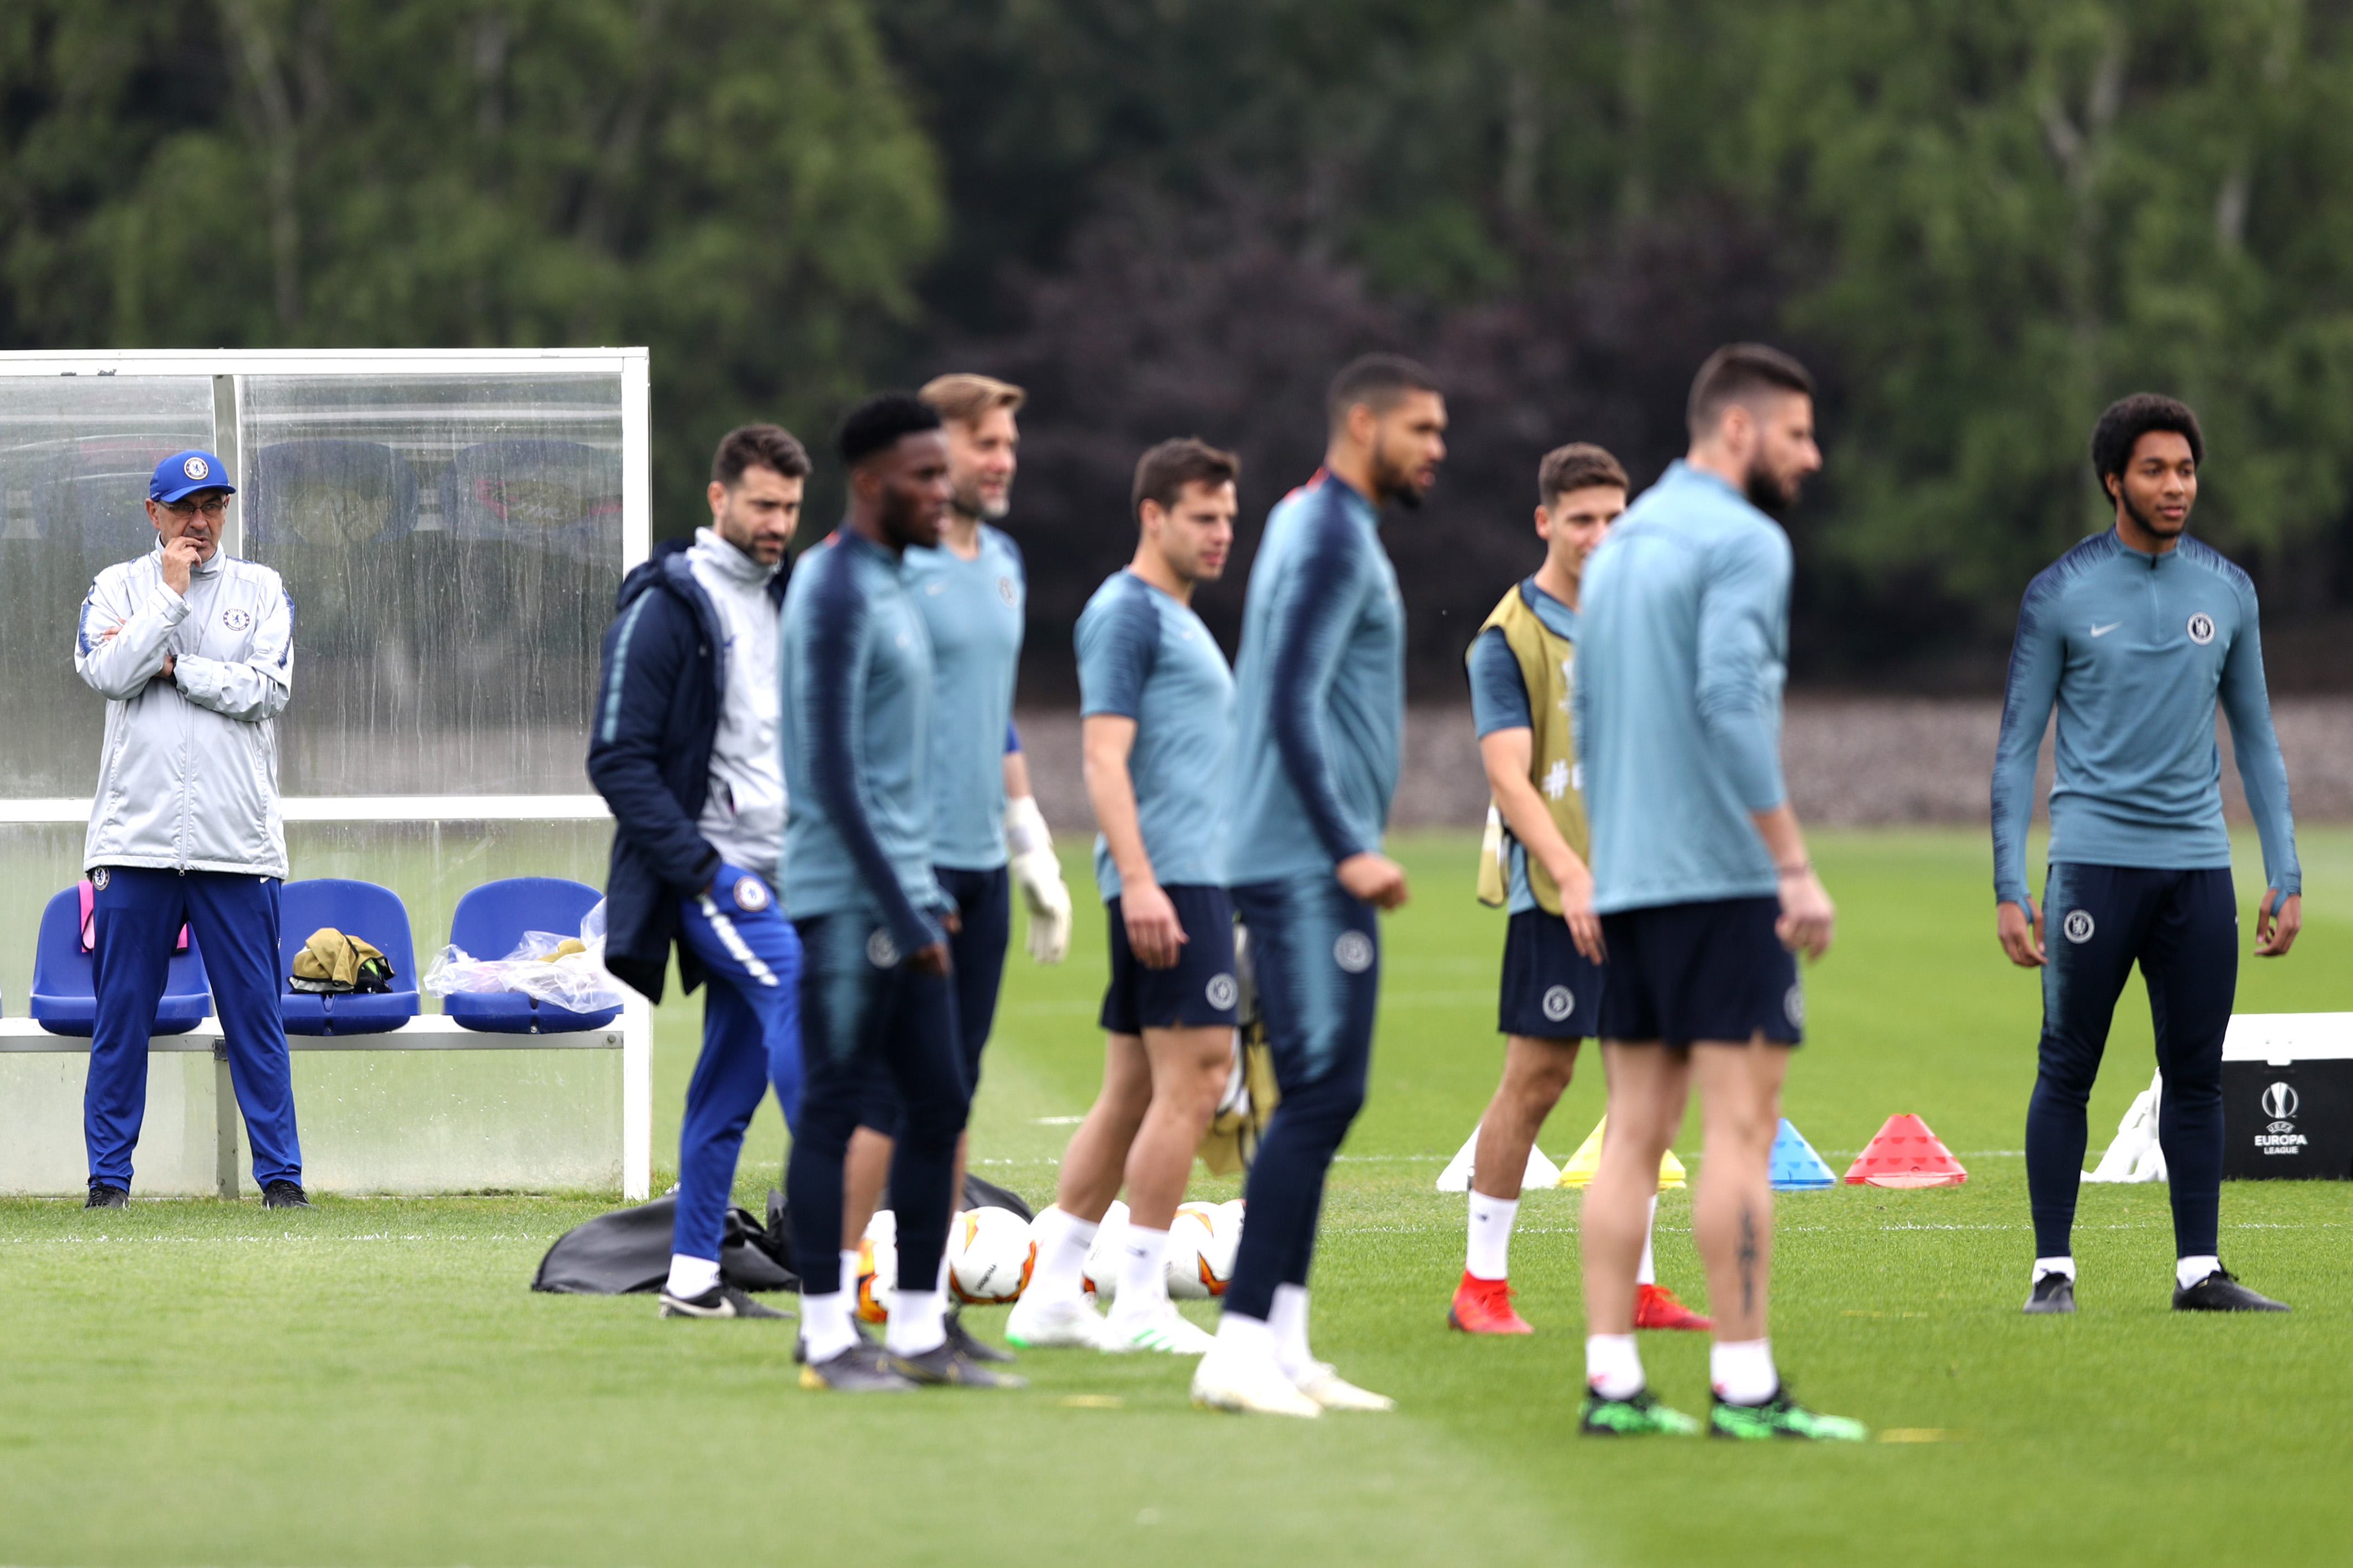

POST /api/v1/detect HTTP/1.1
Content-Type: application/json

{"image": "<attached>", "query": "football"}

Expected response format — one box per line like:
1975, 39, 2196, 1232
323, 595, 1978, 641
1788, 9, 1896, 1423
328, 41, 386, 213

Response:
855, 1210, 898, 1323
1081, 1199, 1130, 1302
946, 1205, 1036, 1303
1165, 1199, 1241, 1298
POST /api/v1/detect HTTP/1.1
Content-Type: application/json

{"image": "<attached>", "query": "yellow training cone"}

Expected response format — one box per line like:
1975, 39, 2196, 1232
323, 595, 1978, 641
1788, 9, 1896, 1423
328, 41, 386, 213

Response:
1556, 1117, 1687, 1190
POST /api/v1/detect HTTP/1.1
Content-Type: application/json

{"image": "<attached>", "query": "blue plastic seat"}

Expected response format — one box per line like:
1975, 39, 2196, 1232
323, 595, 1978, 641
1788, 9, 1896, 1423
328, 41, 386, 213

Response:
29, 885, 212, 1037
278, 878, 422, 1036
442, 877, 620, 1034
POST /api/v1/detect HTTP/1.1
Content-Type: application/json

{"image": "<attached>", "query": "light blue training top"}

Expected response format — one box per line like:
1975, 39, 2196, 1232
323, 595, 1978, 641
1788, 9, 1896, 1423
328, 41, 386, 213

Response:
1467, 577, 1579, 915
1991, 527, 2299, 907
780, 529, 946, 955
1575, 461, 1789, 915
1224, 471, 1406, 886
903, 524, 1026, 871
1075, 569, 1236, 901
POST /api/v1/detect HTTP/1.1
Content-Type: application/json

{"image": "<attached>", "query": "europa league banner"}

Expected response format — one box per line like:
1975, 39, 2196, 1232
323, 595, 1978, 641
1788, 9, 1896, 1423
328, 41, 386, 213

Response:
2222, 1057, 2353, 1180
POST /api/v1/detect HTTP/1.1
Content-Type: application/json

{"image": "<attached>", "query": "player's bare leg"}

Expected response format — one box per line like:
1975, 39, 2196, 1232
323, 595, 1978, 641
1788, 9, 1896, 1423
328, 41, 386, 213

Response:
1452, 1036, 1575, 1334
1688, 1037, 1784, 1346
1006, 1036, 1148, 1348
1101, 1023, 1229, 1352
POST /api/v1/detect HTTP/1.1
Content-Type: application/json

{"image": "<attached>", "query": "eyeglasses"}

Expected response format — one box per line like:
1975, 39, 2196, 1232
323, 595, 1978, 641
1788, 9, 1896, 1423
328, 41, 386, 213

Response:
162, 497, 231, 519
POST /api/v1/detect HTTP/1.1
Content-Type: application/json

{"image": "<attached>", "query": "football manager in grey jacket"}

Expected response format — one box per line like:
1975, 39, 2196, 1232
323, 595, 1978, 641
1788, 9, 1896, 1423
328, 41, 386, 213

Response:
73, 448, 307, 1210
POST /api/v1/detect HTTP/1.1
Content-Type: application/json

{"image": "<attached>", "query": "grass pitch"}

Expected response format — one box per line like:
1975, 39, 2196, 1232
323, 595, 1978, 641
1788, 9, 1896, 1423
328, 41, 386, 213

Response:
2, 828, 2347, 1567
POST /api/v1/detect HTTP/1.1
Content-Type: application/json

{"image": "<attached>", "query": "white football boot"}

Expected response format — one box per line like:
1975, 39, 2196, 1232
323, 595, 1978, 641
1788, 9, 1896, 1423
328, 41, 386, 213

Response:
1191, 1344, 1324, 1417
1003, 1291, 1117, 1350
1292, 1361, 1396, 1412
1105, 1298, 1218, 1355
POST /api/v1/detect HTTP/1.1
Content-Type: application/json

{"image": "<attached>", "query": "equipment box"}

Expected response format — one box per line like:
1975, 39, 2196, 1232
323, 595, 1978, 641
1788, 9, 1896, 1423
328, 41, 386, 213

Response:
2221, 1015, 2353, 1180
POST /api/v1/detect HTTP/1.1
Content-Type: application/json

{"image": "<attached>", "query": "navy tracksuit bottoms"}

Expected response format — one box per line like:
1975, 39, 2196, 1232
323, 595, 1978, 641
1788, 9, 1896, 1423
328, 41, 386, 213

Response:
670, 864, 805, 1266
87, 866, 301, 1192
1223, 877, 1382, 1323
2025, 863, 2236, 1260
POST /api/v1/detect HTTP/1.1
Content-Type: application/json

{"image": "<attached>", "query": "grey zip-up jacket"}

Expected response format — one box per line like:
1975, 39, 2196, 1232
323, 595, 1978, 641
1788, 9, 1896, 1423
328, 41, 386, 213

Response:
74, 545, 295, 877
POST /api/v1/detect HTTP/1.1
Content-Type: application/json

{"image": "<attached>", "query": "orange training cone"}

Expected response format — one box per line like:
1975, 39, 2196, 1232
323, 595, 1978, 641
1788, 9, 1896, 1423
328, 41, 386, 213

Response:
1842, 1114, 1967, 1189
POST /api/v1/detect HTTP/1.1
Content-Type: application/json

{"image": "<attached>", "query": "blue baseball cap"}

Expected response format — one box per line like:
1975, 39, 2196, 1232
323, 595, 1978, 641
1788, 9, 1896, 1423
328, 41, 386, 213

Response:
150, 449, 236, 504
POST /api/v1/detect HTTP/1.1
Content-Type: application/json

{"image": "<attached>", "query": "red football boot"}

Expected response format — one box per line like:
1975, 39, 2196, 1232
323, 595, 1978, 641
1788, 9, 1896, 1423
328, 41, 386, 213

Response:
1634, 1282, 1713, 1331
1448, 1271, 1535, 1334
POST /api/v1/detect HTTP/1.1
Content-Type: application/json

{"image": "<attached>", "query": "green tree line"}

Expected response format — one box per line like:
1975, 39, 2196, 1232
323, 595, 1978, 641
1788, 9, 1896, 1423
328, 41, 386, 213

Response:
8, 1, 2353, 688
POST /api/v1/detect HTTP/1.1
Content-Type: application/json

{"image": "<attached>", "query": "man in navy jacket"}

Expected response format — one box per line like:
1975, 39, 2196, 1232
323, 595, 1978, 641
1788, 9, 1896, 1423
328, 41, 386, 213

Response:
588, 424, 809, 1320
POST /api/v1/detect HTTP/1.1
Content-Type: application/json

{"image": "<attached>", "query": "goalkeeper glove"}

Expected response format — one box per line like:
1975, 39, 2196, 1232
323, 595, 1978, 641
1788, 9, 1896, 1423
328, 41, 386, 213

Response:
1006, 794, 1071, 964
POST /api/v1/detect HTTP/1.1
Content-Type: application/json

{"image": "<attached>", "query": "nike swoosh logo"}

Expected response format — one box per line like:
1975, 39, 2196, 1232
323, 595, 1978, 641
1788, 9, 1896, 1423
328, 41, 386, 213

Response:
2089, 622, 2121, 637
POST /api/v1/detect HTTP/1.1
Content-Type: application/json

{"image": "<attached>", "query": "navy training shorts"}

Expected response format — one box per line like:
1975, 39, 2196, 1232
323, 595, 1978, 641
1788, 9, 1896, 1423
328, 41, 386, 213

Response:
1100, 883, 1241, 1035
1497, 907, 1605, 1039
1596, 895, 1801, 1048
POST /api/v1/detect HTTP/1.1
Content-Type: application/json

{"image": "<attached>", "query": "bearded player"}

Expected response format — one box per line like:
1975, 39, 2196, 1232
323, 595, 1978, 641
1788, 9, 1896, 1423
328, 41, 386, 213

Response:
1449, 442, 1708, 1338
1190, 356, 1444, 1418
1010, 439, 1242, 1356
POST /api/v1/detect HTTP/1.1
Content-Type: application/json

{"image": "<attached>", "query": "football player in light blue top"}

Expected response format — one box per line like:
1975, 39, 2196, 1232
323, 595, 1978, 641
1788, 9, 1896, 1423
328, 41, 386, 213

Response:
843, 373, 1073, 1368
778, 393, 1017, 1393
1572, 345, 1860, 1442
1994, 394, 2300, 1319
1011, 439, 1242, 1358
1191, 356, 1444, 1419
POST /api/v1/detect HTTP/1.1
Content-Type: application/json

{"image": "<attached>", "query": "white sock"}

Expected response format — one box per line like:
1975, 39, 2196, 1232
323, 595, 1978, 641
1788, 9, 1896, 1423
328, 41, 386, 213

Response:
1108, 1225, 1170, 1321
2176, 1254, 2220, 1290
1465, 1192, 1517, 1280
2034, 1255, 2076, 1283
1710, 1338, 1778, 1405
1636, 1194, 1658, 1287
1585, 1333, 1643, 1399
1212, 1310, 1275, 1361
1268, 1283, 1313, 1381
665, 1253, 720, 1298
799, 1291, 856, 1363
1028, 1206, 1098, 1304
886, 1283, 947, 1356
839, 1248, 863, 1298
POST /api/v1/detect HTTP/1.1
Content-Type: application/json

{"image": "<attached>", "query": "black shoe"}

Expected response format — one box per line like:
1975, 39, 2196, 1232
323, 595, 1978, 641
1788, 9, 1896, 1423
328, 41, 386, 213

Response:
798, 1339, 920, 1392
2173, 1266, 2289, 1312
2023, 1272, 2076, 1314
261, 1180, 312, 1210
885, 1340, 1029, 1389
660, 1283, 791, 1319
945, 1307, 1016, 1363
85, 1183, 128, 1210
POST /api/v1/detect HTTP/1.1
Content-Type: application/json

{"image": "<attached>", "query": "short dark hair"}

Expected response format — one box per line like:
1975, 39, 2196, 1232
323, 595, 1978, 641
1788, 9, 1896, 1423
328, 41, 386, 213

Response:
1687, 344, 1815, 437
1132, 437, 1241, 520
711, 424, 810, 488
1538, 442, 1628, 506
835, 392, 941, 467
2091, 393, 2204, 486
1326, 353, 1440, 430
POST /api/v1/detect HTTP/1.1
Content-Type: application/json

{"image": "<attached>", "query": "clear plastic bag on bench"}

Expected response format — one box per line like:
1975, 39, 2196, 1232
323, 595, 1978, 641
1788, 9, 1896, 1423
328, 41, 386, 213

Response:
423, 899, 625, 1011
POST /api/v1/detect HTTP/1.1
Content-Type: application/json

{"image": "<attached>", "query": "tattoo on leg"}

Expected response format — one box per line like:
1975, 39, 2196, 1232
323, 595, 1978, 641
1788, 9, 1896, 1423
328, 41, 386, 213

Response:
1738, 1206, 1758, 1319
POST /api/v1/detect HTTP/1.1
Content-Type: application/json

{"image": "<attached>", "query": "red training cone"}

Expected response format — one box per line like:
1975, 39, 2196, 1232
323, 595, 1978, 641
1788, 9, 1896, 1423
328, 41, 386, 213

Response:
1842, 1114, 1968, 1189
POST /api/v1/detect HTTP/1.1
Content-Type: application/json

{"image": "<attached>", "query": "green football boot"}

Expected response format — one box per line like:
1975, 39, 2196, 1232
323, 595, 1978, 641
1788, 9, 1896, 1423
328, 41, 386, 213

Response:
1579, 1388, 1702, 1437
1709, 1386, 1867, 1442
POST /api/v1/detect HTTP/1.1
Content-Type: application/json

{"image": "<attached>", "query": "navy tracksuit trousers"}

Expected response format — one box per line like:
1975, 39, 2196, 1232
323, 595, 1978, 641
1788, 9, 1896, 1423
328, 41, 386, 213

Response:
87, 866, 301, 1191
2025, 863, 2236, 1260
1224, 877, 1382, 1323
670, 864, 804, 1266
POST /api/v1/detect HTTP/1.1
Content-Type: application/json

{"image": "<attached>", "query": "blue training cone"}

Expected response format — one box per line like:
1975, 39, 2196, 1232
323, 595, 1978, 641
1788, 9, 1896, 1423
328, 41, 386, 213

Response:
1768, 1118, 1837, 1190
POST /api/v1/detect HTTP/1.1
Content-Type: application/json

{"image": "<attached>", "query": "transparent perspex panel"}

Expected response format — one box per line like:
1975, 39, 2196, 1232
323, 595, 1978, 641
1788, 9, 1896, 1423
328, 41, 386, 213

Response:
0, 376, 217, 796
239, 373, 623, 794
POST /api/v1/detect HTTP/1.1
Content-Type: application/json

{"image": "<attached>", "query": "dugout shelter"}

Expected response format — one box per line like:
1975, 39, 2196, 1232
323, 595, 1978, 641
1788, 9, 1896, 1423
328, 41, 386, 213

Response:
0, 350, 653, 1201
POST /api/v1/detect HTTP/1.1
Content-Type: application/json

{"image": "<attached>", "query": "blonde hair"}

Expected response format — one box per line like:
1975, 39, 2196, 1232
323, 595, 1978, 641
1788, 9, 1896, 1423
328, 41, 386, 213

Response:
919, 373, 1027, 430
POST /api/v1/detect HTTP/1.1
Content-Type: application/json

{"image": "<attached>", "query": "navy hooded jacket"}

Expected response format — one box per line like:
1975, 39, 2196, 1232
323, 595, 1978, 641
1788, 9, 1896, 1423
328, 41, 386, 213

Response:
586, 537, 786, 1001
